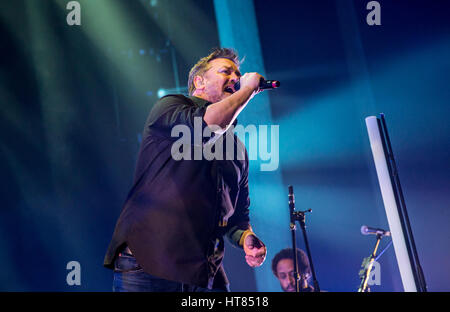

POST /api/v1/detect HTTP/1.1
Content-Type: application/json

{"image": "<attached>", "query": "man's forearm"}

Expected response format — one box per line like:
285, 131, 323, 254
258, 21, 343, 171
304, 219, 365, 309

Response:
203, 86, 255, 131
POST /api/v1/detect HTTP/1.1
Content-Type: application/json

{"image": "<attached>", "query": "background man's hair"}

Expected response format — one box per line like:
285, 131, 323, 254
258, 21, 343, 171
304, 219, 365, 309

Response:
271, 248, 312, 279
188, 47, 240, 95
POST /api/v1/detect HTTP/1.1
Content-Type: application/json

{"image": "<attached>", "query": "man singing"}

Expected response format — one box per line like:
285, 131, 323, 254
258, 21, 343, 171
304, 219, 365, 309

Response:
104, 48, 267, 292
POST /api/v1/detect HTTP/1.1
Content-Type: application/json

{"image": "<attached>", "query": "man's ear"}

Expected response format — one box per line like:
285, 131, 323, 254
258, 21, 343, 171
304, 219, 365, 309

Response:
193, 75, 205, 91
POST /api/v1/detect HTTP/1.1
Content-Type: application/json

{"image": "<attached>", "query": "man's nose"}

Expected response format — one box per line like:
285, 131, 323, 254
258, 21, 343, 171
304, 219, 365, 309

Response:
288, 275, 295, 285
230, 73, 239, 85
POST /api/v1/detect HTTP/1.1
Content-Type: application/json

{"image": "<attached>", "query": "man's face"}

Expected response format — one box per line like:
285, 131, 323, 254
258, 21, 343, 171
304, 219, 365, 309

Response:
195, 58, 241, 103
275, 258, 297, 292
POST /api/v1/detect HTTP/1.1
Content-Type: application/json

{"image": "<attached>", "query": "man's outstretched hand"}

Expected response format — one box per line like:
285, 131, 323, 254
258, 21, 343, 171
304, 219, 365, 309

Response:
243, 234, 267, 267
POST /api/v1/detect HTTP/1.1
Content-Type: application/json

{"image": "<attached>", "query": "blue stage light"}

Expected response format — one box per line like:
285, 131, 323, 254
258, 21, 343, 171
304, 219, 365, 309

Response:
157, 88, 167, 98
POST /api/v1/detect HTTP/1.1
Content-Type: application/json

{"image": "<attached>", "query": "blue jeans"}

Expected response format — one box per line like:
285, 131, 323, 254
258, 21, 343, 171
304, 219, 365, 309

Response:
113, 254, 228, 292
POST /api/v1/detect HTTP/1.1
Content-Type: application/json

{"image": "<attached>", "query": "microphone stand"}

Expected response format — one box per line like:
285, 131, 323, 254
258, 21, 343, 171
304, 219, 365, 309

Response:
288, 186, 300, 293
288, 186, 320, 292
358, 234, 383, 292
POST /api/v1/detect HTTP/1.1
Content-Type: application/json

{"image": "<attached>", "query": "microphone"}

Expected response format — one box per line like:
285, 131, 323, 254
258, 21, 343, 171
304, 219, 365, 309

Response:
361, 225, 391, 237
288, 185, 295, 228
234, 78, 280, 91
288, 185, 295, 209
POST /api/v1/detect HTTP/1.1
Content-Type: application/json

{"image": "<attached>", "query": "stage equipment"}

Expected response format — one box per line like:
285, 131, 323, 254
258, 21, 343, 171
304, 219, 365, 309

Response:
361, 225, 391, 237
357, 226, 390, 292
288, 185, 320, 292
234, 78, 280, 91
365, 114, 427, 292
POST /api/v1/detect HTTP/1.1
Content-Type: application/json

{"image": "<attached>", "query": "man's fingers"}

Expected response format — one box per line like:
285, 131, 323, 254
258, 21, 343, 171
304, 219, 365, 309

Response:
245, 234, 264, 249
247, 249, 265, 258
245, 254, 266, 267
240, 72, 263, 91
243, 234, 267, 266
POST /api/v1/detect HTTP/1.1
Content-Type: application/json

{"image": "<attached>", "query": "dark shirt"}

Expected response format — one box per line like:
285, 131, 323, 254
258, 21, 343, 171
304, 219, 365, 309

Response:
300, 285, 315, 292
104, 95, 251, 289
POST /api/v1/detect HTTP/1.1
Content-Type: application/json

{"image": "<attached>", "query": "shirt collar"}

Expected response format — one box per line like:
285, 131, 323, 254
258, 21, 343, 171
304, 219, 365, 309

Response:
189, 95, 211, 108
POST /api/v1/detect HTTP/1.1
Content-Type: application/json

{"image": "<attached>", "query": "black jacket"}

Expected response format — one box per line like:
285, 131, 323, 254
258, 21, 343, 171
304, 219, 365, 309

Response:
103, 95, 251, 289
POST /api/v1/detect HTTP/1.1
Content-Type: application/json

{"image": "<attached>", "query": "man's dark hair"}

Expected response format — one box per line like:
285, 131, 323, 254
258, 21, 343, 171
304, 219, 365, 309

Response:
271, 248, 311, 278
188, 47, 240, 95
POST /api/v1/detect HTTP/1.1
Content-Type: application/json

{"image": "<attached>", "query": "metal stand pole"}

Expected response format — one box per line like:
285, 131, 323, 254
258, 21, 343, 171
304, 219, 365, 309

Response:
358, 234, 383, 292
288, 185, 320, 292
